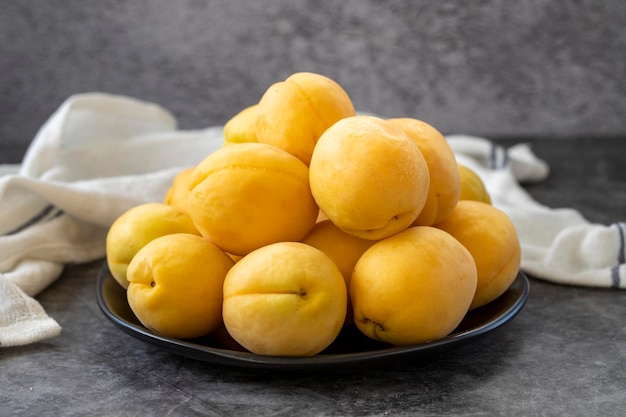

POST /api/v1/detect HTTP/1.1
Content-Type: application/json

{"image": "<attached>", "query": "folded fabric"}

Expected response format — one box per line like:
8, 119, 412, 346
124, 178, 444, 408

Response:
447, 135, 625, 289
1, 93, 623, 348
0, 93, 224, 347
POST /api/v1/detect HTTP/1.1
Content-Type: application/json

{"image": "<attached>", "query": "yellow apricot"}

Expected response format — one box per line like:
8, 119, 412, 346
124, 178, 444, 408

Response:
309, 115, 430, 240
163, 166, 195, 213
302, 220, 378, 325
127, 233, 234, 339
351, 226, 477, 346
435, 200, 520, 310
223, 104, 259, 146
222, 242, 347, 356
106, 203, 201, 289
256, 72, 356, 165
187, 142, 319, 256
458, 164, 492, 204
388, 118, 461, 226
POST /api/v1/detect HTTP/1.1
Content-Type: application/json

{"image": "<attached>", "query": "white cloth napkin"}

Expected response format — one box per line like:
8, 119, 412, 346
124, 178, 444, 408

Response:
1, 94, 624, 347
0, 93, 223, 347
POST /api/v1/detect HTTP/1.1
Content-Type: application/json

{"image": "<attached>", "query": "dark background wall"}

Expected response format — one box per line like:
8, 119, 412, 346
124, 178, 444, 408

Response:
1, 0, 625, 163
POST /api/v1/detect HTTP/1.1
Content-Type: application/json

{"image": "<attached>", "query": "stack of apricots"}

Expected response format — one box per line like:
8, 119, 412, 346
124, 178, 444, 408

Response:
105, 72, 520, 357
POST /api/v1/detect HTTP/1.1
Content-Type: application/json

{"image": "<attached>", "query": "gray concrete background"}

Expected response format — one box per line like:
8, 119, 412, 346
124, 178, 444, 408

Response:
1, 0, 625, 162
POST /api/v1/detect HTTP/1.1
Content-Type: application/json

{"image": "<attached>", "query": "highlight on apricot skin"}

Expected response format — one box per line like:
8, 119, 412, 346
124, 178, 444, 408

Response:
309, 115, 430, 241
255, 72, 356, 166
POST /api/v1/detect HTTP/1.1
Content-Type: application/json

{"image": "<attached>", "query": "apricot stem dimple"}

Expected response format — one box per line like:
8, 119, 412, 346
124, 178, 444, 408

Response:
150, 281, 156, 288
360, 316, 386, 341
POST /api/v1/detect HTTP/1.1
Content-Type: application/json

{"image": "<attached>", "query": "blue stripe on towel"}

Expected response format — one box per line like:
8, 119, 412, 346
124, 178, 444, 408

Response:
4, 204, 59, 236
610, 222, 625, 288
611, 266, 621, 288
490, 143, 509, 170
489, 143, 498, 169
616, 222, 625, 264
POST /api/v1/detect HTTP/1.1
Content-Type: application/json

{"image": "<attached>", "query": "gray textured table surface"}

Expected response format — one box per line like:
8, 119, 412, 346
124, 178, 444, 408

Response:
2, 138, 625, 417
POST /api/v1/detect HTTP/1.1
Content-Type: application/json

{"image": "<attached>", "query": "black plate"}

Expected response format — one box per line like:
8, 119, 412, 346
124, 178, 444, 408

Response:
96, 263, 529, 370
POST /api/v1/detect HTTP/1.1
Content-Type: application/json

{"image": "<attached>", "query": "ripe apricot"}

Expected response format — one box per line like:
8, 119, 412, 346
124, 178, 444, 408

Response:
388, 118, 461, 226
309, 115, 430, 240
223, 104, 259, 146
351, 226, 477, 345
435, 200, 520, 309
106, 203, 201, 289
126, 233, 234, 339
458, 164, 492, 204
187, 142, 318, 256
256, 72, 356, 165
164, 166, 195, 213
222, 242, 347, 356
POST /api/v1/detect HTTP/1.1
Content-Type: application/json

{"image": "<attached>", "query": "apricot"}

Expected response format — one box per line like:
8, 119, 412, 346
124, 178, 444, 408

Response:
302, 220, 378, 325
106, 203, 201, 289
388, 118, 461, 226
126, 233, 234, 339
187, 142, 318, 256
350, 226, 477, 346
309, 115, 430, 240
222, 242, 347, 356
223, 104, 259, 146
435, 200, 520, 310
458, 164, 492, 204
164, 166, 195, 213
256, 72, 356, 165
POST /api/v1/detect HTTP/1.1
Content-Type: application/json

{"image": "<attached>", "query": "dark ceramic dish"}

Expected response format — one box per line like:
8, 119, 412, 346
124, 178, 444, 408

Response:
96, 263, 529, 370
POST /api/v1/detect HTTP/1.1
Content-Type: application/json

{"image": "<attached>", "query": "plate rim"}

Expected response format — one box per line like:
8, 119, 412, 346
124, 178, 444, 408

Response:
96, 263, 530, 369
